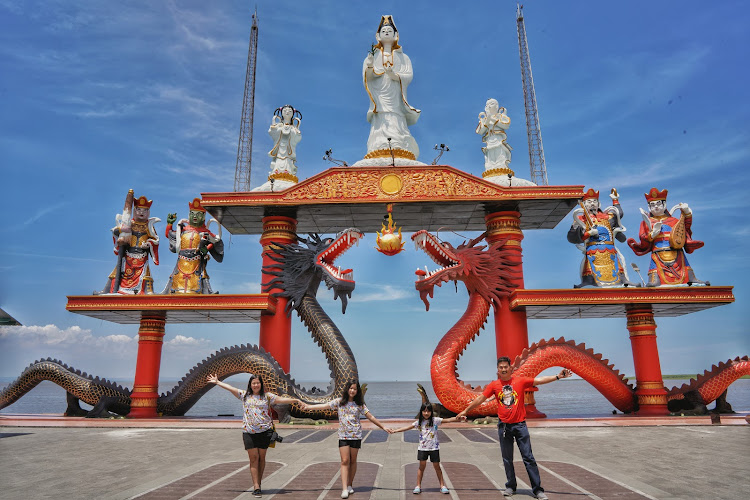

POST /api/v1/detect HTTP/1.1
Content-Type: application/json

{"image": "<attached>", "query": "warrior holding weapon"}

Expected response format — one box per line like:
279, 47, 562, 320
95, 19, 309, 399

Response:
567, 188, 636, 288
99, 190, 160, 295
627, 188, 706, 287
162, 197, 224, 294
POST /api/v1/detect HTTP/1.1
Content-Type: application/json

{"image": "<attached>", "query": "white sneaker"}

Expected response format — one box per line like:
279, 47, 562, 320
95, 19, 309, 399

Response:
341, 491, 349, 499
348, 486, 354, 494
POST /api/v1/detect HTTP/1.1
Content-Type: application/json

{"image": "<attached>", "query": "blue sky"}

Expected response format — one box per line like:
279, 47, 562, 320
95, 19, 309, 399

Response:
1, 1, 748, 388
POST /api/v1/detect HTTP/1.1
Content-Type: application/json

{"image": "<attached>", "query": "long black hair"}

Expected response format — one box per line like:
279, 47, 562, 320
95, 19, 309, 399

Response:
339, 380, 364, 406
244, 374, 266, 400
416, 402, 434, 428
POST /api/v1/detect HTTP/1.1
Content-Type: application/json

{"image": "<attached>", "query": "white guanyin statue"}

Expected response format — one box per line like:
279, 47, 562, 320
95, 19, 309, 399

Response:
352, 15, 424, 166
477, 98, 536, 187
252, 104, 302, 192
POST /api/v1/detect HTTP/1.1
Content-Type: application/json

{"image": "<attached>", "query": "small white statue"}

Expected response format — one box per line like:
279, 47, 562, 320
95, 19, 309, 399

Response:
355, 15, 422, 166
476, 98, 512, 171
476, 98, 536, 187
252, 104, 301, 192
269, 104, 301, 176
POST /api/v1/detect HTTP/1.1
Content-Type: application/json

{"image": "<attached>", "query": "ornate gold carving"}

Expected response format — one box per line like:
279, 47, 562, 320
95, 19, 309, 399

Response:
482, 167, 515, 178
269, 172, 298, 183
364, 148, 416, 160
379, 173, 403, 195
283, 168, 505, 202
637, 394, 667, 405
130, 397, 157, 407
485, 212, 523, 242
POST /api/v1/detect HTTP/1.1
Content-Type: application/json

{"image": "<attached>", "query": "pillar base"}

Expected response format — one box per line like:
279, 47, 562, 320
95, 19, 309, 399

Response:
128, 392, 159, 418
524, 388, 547, 419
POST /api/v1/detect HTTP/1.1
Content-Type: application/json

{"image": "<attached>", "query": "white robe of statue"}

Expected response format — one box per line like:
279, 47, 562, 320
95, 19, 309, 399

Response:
362, 17, 420, 160
476, 98, 512, 170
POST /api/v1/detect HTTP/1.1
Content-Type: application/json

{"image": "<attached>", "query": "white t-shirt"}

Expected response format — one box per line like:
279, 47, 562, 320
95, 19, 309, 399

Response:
328, 399, 370, 439
237, 391, 277, 434
412, 417, 443, 451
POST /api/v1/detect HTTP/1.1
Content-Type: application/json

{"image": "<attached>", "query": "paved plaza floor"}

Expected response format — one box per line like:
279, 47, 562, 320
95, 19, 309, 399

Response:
1, 416, 748, 499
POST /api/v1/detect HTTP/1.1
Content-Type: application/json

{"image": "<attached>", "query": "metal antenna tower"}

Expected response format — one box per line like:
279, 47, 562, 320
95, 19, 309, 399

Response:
516, 4, 549, 186
233, 9, 259, 192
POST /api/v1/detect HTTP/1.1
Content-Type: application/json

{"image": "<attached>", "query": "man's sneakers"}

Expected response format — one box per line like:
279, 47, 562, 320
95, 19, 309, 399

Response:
535, 492, 549, 500
440, 486, 450, 494
348, 486, 354, 494
341, 490, 349, 499
252, 488, 262, 498
413, 486, 421, 494
502, 487, 516, 496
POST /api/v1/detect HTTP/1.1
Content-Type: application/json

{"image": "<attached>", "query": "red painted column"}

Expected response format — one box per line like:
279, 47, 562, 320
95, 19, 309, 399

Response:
485, 211, 544, 418
259, 215, 297, 373
128, 312, 166, 418
626, 305, 669, 415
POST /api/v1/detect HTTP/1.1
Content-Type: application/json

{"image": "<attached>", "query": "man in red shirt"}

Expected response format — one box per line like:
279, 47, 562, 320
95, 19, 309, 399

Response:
457, 357, 571, 499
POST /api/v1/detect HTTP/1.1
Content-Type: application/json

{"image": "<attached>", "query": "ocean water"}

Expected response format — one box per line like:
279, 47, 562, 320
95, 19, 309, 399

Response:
2, 376, 749, 418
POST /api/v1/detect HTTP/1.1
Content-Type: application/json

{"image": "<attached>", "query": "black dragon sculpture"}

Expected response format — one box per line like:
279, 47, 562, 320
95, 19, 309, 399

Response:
0, 229, 364, 419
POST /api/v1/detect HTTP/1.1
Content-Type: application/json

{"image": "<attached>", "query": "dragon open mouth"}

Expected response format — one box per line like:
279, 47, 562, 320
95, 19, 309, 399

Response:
411, 230, 460, 310
316, 228, 363, 282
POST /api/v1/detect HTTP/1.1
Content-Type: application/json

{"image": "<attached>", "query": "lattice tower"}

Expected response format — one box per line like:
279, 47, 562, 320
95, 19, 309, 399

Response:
233, 10, 259, 192
516, 4, 549, 186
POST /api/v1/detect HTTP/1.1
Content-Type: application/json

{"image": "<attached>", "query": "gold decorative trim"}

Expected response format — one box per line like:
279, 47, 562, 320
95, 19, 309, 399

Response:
485, 212, 523, 242
379, 173, 403, 195
637, 394, 667, 405
364, 148, 416, 160
130, 397, 157, 407
269, 172, 298, 183
138, 335, 164, 342
482, 167, 515, 178
637, 382, 666, 390
131, 386, 158, 393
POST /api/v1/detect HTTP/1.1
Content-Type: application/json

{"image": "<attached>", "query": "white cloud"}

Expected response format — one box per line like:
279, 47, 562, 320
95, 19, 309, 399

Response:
0, 324, 208, 351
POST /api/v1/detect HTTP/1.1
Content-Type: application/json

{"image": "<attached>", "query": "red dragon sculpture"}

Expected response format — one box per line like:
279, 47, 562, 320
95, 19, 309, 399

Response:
411, 229, 750, 416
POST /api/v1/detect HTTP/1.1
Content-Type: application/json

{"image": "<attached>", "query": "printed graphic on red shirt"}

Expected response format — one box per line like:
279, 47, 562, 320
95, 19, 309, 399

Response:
501, 384, 518, 409
483, 376, 534, 423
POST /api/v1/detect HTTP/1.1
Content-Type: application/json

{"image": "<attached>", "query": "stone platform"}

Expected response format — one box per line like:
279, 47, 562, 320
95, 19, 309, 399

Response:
1, 415, 747, 499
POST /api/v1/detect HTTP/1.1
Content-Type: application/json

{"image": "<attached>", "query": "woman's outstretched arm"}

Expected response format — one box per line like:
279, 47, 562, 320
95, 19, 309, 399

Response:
207, 374, 242, 398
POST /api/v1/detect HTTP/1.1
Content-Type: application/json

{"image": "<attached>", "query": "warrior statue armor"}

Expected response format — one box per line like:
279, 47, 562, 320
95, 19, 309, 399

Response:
162, 198, 224, 294
99, 190, 160, 295
567, 188, 636, 288
627, 188, 706, 287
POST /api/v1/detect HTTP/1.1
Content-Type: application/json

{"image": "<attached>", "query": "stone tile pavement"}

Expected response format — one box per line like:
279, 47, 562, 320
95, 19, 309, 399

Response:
1, 421, 748, 499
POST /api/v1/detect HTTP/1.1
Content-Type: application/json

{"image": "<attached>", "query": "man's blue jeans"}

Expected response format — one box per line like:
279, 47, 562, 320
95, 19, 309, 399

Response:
498, 421, 543, 494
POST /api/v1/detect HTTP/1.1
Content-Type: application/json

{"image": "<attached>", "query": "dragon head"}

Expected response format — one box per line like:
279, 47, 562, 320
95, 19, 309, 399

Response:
263, 228, 363, 315
411, 230, 522, 311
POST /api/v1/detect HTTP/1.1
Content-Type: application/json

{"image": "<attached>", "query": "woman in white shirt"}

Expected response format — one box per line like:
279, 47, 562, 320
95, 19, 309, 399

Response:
207, 373, 302, 498
304, 380, 392, 499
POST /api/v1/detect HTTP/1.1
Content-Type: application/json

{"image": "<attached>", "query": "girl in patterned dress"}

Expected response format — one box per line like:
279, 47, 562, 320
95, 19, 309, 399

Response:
207, 373, 303, 498
304, 380, 393, 499
392, 402, 463, 495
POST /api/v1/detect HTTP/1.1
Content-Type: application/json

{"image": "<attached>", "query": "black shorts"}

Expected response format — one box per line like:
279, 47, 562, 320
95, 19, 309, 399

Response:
338, 439, 362, 449
243, 429, 273, 450
417, 450, 441, 463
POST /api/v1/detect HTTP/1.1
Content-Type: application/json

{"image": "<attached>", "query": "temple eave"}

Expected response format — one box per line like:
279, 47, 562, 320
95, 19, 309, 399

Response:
510, 286, 735, 319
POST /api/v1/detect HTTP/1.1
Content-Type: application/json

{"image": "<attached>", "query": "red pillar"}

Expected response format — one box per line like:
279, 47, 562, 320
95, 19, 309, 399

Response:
128, 312, 166, 418
259, 215, 297, 373
626, 305, 669, 415
485, 211, 544, 417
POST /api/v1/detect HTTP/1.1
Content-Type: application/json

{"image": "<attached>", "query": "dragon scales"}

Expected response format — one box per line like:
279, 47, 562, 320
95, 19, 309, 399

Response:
411, 230, 749, 416
0, 229, 364, 419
